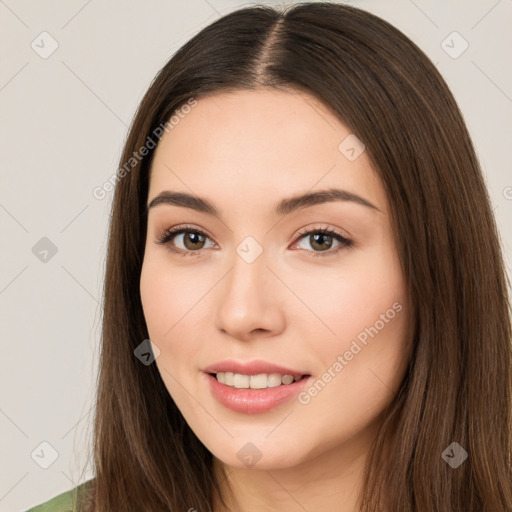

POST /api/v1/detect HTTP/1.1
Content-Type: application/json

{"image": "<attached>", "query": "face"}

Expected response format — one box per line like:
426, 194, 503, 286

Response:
140, 88, 410, 471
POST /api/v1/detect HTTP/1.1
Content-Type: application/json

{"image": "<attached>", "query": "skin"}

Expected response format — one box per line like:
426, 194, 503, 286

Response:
140, 88, 411, 512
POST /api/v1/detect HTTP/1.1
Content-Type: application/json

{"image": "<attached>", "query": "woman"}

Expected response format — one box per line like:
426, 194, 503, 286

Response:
26, 2, 512, 511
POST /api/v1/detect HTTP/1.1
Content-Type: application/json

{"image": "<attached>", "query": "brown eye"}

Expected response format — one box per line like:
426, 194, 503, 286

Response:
155, 226, 215, 256
180, 231, 207, 250
308, 232, 335, 251
293, 227, 353, 257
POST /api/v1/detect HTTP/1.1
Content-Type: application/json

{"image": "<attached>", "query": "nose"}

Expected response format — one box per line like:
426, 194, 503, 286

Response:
213, 247, 285, 342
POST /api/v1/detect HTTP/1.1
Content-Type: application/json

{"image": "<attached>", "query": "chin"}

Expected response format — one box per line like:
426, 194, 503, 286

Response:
202, 434, 311, 471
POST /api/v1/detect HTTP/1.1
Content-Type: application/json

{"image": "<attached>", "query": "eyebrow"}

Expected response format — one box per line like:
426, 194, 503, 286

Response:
146, 188, 382, 217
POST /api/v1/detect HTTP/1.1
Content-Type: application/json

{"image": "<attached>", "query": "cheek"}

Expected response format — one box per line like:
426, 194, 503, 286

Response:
140, 256, 206, 341
290, 241, 408, 404
140, 259, 201, 386
290, 242, 405, 346
292, 275, 408, 449
140, 260, 204, 405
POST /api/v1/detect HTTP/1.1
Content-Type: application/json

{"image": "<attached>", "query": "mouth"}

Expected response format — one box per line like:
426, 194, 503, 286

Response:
208, 372, 311, 389
202, 359, 313, 413
205, 371, 313, 414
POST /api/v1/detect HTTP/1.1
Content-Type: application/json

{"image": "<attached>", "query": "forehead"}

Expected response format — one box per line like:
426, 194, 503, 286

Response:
148, 88, 388, 217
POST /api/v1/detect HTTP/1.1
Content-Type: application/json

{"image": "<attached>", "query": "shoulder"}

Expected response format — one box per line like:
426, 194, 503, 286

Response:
24, 479, 93, 512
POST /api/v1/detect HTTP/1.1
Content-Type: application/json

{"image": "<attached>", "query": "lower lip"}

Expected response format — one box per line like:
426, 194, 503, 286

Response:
204, 372, 311, 414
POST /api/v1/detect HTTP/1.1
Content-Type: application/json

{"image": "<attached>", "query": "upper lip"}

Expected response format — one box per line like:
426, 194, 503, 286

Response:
203, 359, 310, 378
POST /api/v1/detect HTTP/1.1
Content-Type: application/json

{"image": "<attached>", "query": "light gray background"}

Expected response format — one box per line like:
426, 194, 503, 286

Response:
1, 1, 511, 510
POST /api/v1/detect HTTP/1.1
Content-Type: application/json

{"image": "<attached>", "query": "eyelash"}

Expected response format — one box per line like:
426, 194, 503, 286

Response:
155, 224, 353, 258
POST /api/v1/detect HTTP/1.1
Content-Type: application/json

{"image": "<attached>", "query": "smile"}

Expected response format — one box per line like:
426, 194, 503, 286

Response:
204, 372, 312, 414
214, 372, 307, 389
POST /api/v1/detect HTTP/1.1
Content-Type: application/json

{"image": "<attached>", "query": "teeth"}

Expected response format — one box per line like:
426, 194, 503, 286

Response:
224, 372, 234, 386
214, 372, 304, 389
233, 373, 250, 388
281, 375, 294, 385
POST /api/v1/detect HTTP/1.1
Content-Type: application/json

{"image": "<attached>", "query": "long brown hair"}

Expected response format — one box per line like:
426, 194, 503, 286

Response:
74, 2, 512, 510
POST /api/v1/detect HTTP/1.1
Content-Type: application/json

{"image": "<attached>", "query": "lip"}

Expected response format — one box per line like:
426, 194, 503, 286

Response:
202, 359, 312, 414
202, 359, 308, 378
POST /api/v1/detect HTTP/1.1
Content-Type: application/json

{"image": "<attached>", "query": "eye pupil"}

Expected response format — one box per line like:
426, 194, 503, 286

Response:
184, 232, 205, 250
311, 233, 333, 251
